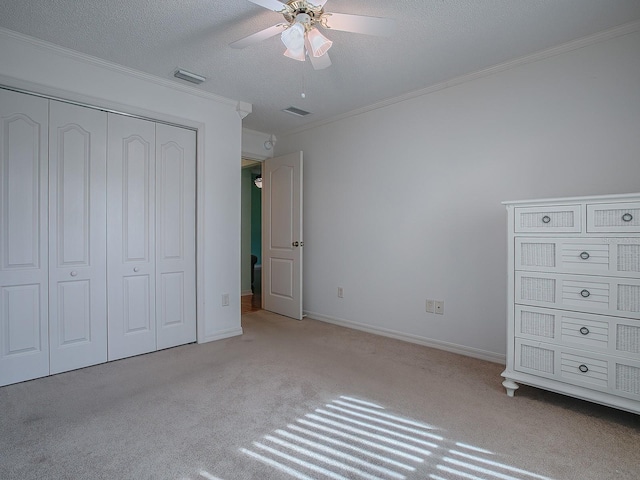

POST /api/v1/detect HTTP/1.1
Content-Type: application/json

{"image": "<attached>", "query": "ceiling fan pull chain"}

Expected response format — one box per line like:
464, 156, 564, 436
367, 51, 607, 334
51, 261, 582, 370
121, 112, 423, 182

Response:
301, 61, 307, 98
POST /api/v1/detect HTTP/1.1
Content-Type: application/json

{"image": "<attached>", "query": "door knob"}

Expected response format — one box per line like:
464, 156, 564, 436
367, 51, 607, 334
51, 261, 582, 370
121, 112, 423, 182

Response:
292, 241, 299, 247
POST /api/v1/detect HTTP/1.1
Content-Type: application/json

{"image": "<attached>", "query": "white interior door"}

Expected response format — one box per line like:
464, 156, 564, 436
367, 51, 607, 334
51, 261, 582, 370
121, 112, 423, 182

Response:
48, 101, 107, 374
155, 123, 196, 349
262, 151, 303, 320
107, 114, 157, 361
0, 89, 50, 386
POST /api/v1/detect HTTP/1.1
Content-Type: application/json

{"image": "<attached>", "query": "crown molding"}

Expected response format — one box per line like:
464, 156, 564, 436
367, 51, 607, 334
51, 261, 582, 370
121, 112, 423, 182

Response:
236, 101, 253, 119
0, 27, 241, 109
281, 19, 640, 138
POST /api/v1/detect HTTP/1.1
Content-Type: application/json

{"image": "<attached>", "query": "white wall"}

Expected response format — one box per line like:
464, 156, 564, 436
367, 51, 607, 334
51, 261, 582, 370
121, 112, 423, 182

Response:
0, 28, 247, 343
276, 28, 640, 362
242, 128, 275, 161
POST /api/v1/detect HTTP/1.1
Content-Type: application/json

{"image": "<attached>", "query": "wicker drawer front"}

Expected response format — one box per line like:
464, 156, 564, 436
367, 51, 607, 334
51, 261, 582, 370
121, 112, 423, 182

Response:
515, 306, 558, 341
616, 323, 640, 355
515, 238, 639, 277
515, 340, 640, 400
615, 363, 640, 399
515, 272, 640, 319
514, 205, 581, 233
617, 242, 640, 273
514, 340, 556, 379
516, 305, 640, 359
587, 202, 640, 233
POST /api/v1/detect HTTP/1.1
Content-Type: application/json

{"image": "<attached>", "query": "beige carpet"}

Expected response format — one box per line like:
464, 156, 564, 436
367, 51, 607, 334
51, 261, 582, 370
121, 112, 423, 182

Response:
1, 310, 638, 480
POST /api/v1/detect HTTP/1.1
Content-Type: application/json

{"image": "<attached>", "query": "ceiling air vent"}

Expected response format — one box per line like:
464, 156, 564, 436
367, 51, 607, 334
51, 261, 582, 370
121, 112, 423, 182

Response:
282, 106, 311, 117
173, 69, 206, 85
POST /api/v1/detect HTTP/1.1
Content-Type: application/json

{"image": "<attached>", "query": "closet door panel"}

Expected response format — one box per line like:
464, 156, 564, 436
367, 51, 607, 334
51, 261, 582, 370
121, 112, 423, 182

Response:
107, 114, 156, 361
156, 124, 196, 349
48, 101, 107, 374
0, 90, 49, 386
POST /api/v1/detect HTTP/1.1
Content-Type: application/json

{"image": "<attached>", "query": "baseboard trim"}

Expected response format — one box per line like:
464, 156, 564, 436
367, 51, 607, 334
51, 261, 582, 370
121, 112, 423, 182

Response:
200, 327, 243, 343
241, 290, 253, 297
304, 311, 506, 365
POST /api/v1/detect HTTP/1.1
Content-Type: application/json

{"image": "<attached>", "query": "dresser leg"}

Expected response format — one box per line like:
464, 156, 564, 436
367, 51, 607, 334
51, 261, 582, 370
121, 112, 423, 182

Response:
502, 379, 519, 397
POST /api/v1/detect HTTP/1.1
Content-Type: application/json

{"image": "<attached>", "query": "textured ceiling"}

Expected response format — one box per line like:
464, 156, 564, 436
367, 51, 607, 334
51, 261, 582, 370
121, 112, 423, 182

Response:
1, 0, 640, 135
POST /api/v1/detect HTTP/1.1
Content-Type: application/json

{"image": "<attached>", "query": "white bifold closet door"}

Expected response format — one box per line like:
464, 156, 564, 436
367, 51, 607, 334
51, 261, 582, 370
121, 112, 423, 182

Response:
48, 101, 108, 374
154, 124, 196, 350
107, 115, 196, 361
0, 90, 49, 386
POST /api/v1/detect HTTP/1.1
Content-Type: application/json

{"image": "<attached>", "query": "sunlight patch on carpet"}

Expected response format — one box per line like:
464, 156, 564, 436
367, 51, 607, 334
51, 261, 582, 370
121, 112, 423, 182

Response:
241, 395, 555, 480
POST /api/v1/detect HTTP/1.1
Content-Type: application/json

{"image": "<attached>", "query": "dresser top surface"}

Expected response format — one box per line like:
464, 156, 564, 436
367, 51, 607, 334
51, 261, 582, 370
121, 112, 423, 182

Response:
503, 193, 640, 207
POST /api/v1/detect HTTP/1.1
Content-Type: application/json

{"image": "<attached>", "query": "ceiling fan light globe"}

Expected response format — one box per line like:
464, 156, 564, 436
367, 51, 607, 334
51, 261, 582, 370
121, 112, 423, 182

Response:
281, 22, 305, 51
306, 27, 333, 57
284, 48, 306, 61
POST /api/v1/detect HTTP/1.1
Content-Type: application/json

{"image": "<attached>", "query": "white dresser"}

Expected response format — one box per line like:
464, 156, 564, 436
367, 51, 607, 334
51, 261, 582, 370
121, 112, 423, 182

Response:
502, 193, 640, 414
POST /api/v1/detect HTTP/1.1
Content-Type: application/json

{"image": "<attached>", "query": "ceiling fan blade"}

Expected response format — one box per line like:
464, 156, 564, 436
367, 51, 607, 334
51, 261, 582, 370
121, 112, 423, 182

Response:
309, 0, 329, 7
309, 52, 331, 70
247, 0, 287, 12
322, 12, 396, 36
230, 23, 288, 49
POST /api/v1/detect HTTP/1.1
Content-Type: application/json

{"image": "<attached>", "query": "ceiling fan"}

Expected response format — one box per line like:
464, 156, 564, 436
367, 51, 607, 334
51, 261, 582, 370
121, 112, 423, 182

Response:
230, 0, 396, 70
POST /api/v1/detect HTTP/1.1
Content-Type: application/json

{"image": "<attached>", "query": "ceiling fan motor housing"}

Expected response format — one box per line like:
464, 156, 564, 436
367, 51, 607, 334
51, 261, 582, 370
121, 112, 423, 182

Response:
283, 0, 324, 25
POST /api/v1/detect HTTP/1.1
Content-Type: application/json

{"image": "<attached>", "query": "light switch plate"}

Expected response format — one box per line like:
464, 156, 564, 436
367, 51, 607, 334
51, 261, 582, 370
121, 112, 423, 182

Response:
426, 299, 435, 313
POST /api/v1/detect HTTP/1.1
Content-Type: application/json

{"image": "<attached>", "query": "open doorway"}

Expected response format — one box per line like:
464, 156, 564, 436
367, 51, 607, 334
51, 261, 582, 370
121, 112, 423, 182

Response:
241, 159, 262, 314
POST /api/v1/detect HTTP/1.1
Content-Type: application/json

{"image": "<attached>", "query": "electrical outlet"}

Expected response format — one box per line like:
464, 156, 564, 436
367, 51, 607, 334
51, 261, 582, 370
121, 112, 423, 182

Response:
426, 299, 435, 313
222, 293, 230, 306
338, 287, 344, 298
435, 300, 444, 315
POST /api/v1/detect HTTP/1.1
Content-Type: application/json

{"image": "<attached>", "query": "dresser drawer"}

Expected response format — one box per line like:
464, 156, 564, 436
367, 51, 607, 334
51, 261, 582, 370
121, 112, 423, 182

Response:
514, 205, 581, 233
515, 237, 640, 277
515, 305, 640, 359
514, 339, 640, 401
587, 201, 640, 233
515, 272, 640, 319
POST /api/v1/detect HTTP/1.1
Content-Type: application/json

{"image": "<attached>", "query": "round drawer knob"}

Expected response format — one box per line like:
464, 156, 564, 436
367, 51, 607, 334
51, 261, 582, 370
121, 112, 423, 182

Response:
133, 267, 140, 272
622, 213, 633, 222
579, 251, 590, 260
70, 271, 78, 277
580, 289, 590, 298
579, 364, 589, 373
541, 215, 551, 224
579, 326, 590, 335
